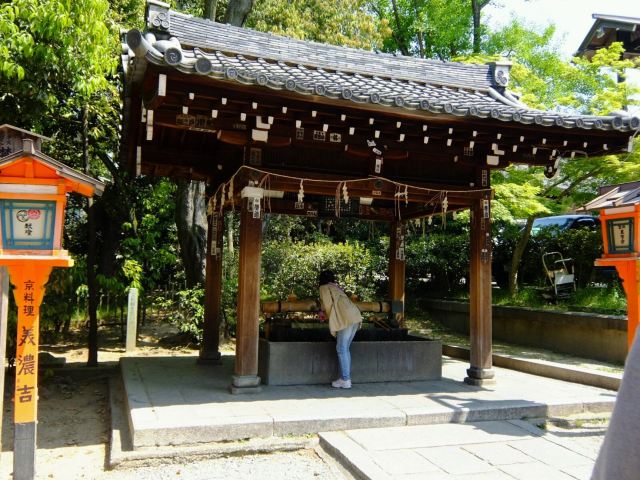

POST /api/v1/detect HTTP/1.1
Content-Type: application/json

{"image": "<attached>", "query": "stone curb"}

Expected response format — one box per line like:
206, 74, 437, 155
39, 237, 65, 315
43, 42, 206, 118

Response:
318, 431, 389, 480
107, 376, 314, 469
442, 344, 621, 391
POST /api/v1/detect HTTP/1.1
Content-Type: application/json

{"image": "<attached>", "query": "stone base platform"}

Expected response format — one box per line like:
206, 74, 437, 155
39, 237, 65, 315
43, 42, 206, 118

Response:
118, 354, 617, 450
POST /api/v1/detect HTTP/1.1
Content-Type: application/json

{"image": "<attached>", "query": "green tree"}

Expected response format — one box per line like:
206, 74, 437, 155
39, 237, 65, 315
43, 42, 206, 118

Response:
481, 32, 640, 294
248, 0, 389, 49
0, 0, 115, 125
470, 0, 491, 53
481, 22, 639, 113
0, 0, 126, 365
368, 0, 471, 59
454, 18, 640, 294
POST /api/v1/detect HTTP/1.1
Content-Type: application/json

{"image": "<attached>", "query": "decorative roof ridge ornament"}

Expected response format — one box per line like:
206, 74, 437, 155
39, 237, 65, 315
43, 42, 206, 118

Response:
147, 0, 171, 32
488, 60, 511, 89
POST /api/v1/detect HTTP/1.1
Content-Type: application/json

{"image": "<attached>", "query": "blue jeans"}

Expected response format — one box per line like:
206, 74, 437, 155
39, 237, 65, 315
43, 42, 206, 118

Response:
336, 322, 359, 381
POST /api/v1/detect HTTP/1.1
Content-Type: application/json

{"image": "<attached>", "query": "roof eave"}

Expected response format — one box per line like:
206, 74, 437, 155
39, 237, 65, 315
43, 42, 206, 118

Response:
0, 149, 106, 197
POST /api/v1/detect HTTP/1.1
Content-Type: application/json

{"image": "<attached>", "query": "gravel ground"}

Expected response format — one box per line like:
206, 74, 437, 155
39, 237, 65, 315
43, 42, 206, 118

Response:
95, 450, 343, 480
1, 320, 348, 480
1, 369, 346, 480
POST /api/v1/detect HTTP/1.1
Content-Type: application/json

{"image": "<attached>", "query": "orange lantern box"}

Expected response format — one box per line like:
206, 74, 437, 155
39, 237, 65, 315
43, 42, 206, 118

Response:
0, 124, 104, 479
584, 181, 640, 350
0, 125, 103, 262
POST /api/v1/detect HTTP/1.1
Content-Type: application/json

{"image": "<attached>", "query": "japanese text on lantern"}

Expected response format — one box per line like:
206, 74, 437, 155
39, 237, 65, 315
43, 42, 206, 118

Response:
607, 218, 634, 254
15, 278, 38, 421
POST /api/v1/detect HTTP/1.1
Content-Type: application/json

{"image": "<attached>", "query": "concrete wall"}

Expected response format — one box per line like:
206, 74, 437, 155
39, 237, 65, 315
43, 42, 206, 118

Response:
423, 300, 627, 364
258, 336, 442, 385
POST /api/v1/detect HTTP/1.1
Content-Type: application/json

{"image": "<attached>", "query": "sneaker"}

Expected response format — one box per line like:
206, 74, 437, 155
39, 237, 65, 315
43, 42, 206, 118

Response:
331, 378, 352, 389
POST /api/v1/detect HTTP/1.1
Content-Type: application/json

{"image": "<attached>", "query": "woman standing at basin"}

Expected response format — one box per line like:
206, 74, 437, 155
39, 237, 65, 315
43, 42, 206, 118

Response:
318, 270, 362, 389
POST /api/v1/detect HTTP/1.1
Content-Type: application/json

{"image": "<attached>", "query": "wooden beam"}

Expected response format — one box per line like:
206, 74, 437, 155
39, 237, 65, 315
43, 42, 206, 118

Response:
199, 212, 224, 364
142, 73, 167, 110
153, 107, 632, 173
465, 168, 494, 386
231, 196, 263, 394
152, 107, 614, 173
152, 69, 631, 149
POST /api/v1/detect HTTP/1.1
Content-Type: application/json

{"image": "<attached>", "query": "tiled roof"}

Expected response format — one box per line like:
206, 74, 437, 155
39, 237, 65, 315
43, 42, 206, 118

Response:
122, 1, 640, 133
167, 11, 495, 91
584, 182, 640, 210
576, 13, 640, 57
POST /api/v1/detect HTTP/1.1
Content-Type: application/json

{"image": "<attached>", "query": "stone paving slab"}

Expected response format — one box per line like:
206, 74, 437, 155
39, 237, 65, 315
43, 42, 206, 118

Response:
319, 420, 598, 480
119, 354, 616, 448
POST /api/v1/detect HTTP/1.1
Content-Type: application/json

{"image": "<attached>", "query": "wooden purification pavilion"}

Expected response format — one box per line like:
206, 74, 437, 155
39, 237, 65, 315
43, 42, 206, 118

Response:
121, 0, 638, 393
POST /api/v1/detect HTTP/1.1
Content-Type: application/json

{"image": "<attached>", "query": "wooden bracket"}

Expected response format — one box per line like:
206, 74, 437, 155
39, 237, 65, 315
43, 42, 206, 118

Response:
143, 74, 167, 110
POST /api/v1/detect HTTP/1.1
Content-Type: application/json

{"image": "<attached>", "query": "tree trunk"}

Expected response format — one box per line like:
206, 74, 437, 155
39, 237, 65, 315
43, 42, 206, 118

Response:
508, 216, 535, 295
175, 179, 208, 288
224, 0, 254, 26
471, 0, 489, 54
204, 0, 218, 21
84, 104, 99, 366
391, 0, 410, 56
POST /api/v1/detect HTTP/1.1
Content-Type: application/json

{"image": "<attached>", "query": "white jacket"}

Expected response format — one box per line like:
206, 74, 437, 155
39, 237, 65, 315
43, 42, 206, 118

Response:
319, 283, 362, 336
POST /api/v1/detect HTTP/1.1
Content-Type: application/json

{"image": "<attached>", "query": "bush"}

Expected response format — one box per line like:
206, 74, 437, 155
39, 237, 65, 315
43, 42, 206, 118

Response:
518, 228, 604, 287
404, 219, 470, 293
173, 287, 205, 342
262, 239, 381, 300
492, 222, 606, 289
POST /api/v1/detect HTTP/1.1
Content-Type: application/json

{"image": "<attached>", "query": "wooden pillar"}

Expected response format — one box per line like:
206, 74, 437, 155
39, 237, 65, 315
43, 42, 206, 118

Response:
465, 178, 495, 386
388, 220, 406, 327
230, 195, 262, 394
198, 211, 223, 364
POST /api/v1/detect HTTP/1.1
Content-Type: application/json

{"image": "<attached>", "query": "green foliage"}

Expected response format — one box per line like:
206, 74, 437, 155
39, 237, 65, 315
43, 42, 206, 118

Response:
492, 287, 546, 309
262, 239, 381, 301
491, 167, 551, 222
479, 22, 640, 113
221, 245, 239, 335
248, 0, 389, 49
493, 224, 606, 288
0, 0, 116, 124
262, 214, 317, 243
405, 222, 470, 292
368, 0, 472, 59
174, 287, 205, 342
570, 285, 626, 315
40, 264, 85, 338
492, 284, 626, 315
119, 179, 180, 293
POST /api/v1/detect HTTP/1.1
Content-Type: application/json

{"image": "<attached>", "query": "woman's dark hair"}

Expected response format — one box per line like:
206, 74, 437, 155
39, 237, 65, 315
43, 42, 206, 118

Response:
318, 270, 336, 286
